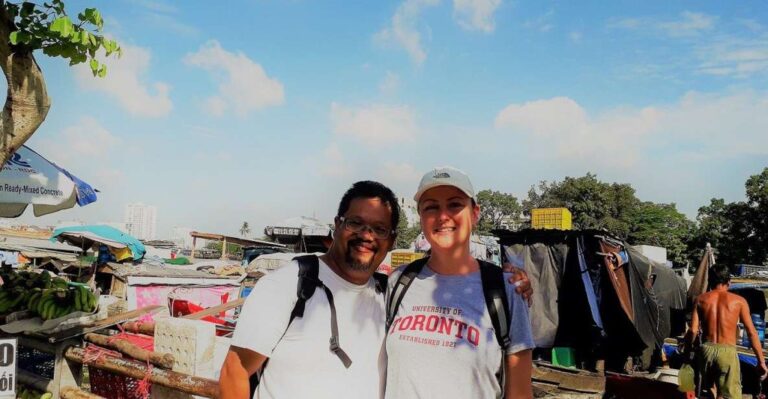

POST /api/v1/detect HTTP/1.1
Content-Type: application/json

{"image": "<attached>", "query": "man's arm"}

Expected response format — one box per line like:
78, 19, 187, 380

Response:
684, 299, 700, 350
505, 350, 533, 399
739, 298, 768, 378
503, 263, 533, 306
219, 346, 268, 399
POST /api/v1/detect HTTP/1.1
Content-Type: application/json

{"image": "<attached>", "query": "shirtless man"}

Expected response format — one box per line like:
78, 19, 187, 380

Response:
687, 264, 768, 398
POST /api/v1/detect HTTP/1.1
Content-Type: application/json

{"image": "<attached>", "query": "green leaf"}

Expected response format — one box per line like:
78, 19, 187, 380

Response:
83, 8, 102, 29
97, 64, 107, 78
20, 2, 36, 18
9, 32, 20, 45
89, 58, 98, 75
49, 16, 73, 38
6, 4, 20, 18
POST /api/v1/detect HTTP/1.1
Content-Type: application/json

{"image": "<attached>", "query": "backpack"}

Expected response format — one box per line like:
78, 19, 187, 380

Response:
250, 254, 388, 392
385, 256, 512, 388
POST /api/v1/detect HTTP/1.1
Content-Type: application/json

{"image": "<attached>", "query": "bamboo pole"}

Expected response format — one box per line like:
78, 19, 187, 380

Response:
65, 346, 219, 398
181, 297, 245, 320
84, 334, 174, 369
60, 386, 105, 399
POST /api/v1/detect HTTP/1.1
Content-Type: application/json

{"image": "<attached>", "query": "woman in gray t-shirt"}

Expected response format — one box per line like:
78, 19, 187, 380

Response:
385, 166, 534, 399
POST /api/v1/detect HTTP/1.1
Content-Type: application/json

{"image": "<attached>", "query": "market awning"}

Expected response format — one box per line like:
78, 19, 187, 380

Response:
51, 225, 146, 261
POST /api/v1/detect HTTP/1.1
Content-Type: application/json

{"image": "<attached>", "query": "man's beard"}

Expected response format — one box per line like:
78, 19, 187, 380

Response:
345, 238, 377, 271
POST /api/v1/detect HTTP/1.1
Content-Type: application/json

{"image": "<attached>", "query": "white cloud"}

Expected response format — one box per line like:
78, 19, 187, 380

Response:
74, 44, 172, 117
318, 143, 351, 177
379, 71, 401, 95
377, 162, 421, 195
696, 34, 768, 78
610, 11, 716, 37
37, 117, 120, 164
32, 117, 123, 193
658, 11, 716, 37
494, 91, 768, 167
375, 0, 440, 65
330, 102, 419, 145
524, 10, 554, 33
569, 31, 583, 43
453, 0, 501, 33
184, 40, 285, 117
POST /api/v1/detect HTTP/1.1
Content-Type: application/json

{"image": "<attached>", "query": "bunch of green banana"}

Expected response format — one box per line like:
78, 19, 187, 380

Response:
0, 286, 27, 313
18, 386, 53, 399
35, 285, 97, 320
72, 284, 98, 314
0, 270, 77, 315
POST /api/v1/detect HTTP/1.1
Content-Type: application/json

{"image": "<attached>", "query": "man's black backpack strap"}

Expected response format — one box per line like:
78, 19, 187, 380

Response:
290, 254, 353, 368
386, 257, 429, 331
372, 272, 388, 294
479, 260, 512, 350
290, 255, 322, 322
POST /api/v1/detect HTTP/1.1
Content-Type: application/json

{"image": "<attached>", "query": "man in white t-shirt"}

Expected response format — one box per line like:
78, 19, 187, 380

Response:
219, 181, 400, 399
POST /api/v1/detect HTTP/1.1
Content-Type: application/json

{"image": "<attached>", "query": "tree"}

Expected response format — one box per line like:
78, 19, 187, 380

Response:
690, 168, 768, 266
745, 168, 768, 263
395, 211, 421, 250
523, 173, 639, 238
0, 0, 119, 164
239, 221, 251, 237
627, 201, 693, 264
476, 189, 522, 233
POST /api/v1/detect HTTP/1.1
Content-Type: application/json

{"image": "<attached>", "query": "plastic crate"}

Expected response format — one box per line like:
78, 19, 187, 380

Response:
391, 252, 425, 267
552, 347, 576, 368
17, 346, 55, 379
89, 367, 147, 399
87, 338, 154, 399
531, 208, 572, 230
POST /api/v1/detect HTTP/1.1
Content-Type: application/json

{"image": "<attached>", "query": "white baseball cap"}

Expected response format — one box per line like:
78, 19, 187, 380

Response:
413, 166, 475, 203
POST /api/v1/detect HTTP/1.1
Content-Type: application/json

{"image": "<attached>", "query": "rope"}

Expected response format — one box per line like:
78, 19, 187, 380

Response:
135, 360, 153, 399
83, 343, 117, 364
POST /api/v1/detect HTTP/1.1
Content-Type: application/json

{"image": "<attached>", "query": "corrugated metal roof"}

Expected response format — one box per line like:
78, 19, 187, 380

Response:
105, 262, 239, 279
0, 235, 81, 253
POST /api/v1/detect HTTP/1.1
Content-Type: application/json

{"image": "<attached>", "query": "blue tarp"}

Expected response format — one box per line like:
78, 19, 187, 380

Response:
51, 225, 145, 261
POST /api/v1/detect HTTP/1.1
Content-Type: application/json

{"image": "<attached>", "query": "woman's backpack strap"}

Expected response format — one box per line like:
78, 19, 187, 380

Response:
385, 256, 429, 332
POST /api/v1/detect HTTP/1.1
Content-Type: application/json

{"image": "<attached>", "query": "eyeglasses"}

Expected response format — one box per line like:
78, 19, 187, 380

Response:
338, 216, 394, 240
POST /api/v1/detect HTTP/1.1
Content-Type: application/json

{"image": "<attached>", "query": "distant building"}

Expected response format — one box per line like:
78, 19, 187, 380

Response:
398, 196, 418, 227
125, 203, 157, 240
172, 226, 194, 249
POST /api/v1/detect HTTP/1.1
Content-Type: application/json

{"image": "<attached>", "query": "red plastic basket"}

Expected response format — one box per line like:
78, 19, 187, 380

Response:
86, 335, 155, 399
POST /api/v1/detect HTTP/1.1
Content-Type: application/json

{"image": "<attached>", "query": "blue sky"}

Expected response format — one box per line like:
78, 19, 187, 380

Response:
17, 0, 768, 237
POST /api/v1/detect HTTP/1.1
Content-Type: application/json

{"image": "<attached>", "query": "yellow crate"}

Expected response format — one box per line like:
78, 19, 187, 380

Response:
391, 251, 425, 267
531, 208, 572, 230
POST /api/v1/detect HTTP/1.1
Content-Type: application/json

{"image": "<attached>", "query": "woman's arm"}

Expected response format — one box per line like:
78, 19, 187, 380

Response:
504, 349, 533, 399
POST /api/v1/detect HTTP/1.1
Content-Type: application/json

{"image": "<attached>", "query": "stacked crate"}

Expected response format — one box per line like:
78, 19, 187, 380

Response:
390, 252, 425, 268
531, 208, 572, 230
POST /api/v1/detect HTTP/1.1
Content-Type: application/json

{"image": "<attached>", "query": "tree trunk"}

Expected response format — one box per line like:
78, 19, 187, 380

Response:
0, 3, 51, 165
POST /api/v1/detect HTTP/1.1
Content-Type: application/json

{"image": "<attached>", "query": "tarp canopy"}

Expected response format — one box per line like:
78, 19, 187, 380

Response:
494, 229, 686, 370
51, 225, 146, 261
